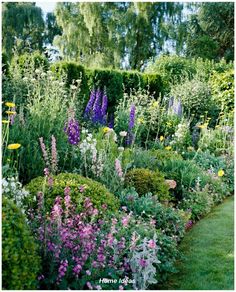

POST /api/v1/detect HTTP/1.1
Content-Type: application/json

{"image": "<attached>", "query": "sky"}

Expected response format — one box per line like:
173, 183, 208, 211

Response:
35, 2, 56, 16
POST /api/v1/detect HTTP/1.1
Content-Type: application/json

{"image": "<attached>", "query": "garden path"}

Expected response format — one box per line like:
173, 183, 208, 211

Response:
161, 196, 234, 290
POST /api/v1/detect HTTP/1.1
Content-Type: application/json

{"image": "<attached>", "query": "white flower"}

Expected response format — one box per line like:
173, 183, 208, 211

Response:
70, 85, 77, 90
118, 147, 124, 152
119, 131, 127, 137
35, 69, 40, 74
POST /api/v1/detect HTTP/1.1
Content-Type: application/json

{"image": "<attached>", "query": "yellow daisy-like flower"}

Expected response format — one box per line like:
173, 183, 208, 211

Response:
160, 136, 164, 142
165, 146, 172, 151
5, 111, 16, 115
5, 102, 16, 108
218, 169, 224, 177
137, 117, 144, 124
7, 143, 21, 150
2, 120, 9, 124
103, 127, 111, 134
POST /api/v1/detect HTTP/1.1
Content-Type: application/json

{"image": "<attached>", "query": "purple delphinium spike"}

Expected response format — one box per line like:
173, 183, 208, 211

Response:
84, 89, 96, 118
128, 104, 136, 130
64, 118, 80, 145
92, 89, 102, 124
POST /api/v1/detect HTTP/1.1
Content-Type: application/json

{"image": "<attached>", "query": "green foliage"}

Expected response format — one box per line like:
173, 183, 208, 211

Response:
179, 186, 214, 221
124, 168, 170, 201
146, 55, 196, 91
118, 189, 187, 240
10, 51, 49, 75
151, 149, 183, 168
25, 173, 119, 213
210, 69, 234, 112
54, 2, 183, 70
2, 2, 45, 59
2, 52, 9, 76
159, 159, 213, 201
169, 78, 213, 119
2, 197, 40, 290
198, 126, 233, 156
51, 61, 164, 111
180, 3, 234, 61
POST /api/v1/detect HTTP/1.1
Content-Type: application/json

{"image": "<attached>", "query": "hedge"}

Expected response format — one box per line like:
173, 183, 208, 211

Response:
51, 61, 164, 112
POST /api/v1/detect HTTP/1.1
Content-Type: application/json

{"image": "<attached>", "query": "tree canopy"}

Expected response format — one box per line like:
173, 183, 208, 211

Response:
2, 2, 45, 58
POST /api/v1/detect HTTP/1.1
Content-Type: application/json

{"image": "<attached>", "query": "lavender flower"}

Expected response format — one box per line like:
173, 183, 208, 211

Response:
64, 118, 80, 145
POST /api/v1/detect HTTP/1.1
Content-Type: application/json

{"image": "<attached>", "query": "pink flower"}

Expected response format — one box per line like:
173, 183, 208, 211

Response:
119, 285, 124, 290
148, 239, 156, 249
87, 282, 93, 290
122, 215, 130, 227
139, 258, 147, 268
79, 185, 85, 193
115, 158, 123, 178
150, 218, 156, 226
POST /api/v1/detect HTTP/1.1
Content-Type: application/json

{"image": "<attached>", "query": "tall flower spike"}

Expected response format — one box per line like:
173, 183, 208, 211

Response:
129, 104, 136, 130
92, 89, 102, 124
84, 89, 96, 118
101, 91, 108, 124
51, 135, 58, 173
39, 137, 49, 167
64, 118, 80, 145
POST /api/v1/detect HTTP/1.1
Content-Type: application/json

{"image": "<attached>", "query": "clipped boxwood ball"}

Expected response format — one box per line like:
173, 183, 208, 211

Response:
25, 173, 119, 213
125, 168, 170, 201
2, 197, 40, 290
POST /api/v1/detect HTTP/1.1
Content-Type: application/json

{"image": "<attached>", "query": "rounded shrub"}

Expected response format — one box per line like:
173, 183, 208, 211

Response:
124, 168, 170, 201
25, 173, 119, 213
2, 197, 40, 290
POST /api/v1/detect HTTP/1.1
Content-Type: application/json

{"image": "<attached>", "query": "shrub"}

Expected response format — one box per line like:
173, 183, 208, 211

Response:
159, 159, 215, 201
118, 189, 187, 241
210, 69, 234, 112
2, 197, 40, 290
145, 55, 196, 92
178, 185, 214, 221
124, 168, 170, 201
25, 173, 119, 213
169, 78, 214, 120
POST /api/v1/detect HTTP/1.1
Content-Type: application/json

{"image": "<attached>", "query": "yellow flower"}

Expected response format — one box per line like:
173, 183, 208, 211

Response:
197, 124, 207, 129
5, 102, 15, 108
2, 120, 9, 124
7, 143, 21, 150
137, 117, 144, 124
160, 136, 164, 142
165, 146, 172, 151
5, 111, 16, 115
151, 101, 159, 108
103, 127, 111, 134
218, 169, 224, 177
187, 146, 194, 151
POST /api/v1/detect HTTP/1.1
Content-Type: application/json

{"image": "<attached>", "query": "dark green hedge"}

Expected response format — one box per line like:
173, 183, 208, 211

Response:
51, 61, 164, 111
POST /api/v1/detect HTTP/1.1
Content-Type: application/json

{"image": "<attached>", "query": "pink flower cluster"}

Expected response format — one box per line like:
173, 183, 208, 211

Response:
35, 190, 141, 289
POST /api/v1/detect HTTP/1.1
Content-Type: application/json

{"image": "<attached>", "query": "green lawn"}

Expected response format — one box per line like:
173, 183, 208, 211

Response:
162, 196, 234, 290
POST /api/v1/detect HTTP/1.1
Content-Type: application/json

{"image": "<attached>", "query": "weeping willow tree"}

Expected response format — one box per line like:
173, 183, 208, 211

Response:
54, 2, 183, 70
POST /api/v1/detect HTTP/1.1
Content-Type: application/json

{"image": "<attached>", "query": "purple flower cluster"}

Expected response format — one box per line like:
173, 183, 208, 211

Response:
64, 118, 80, 145
84, 89, 108, 125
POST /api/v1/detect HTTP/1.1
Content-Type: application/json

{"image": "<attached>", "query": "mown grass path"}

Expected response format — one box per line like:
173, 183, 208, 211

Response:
162, 196, 234, 290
